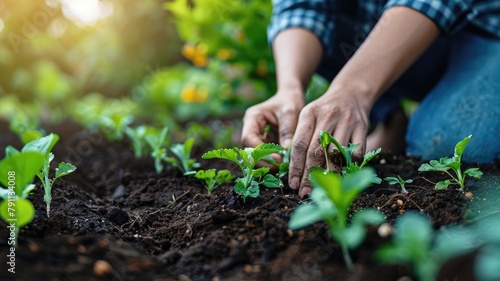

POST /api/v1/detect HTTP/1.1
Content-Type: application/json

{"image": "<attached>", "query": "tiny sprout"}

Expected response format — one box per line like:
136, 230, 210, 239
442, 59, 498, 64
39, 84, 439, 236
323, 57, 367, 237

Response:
384, 175, 413, 193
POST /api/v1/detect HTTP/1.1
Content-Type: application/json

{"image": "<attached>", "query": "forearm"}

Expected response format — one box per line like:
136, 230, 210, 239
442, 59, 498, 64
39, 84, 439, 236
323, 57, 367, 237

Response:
329, 6, 440, 111
273, 28, 323, 95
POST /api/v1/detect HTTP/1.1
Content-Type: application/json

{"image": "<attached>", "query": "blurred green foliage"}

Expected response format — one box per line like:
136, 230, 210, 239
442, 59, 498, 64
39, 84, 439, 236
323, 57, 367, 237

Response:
0, 0, 182, 122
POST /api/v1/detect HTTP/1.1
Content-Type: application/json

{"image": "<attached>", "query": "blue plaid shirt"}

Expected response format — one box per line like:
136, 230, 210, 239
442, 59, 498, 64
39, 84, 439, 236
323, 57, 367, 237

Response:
268, 0, 500, 55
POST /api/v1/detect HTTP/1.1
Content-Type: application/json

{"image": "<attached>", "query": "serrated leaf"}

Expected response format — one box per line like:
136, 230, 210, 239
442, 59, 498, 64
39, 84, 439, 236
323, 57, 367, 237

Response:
361, 148, 381, 167
195, 169, 216, 180
465, 168, 483, 179
202, 148, 240, 165
215, 170, 234, 184
250, 143, 283, 164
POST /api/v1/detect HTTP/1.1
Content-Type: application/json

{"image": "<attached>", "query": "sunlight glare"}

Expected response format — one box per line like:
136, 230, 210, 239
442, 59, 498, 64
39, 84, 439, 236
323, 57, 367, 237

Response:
61, 0, 113, 26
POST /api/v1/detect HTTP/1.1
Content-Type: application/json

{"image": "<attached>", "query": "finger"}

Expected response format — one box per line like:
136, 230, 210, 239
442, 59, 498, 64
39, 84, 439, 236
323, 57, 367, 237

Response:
277, 106, 299, 149
351, 121, 368, 161
298, 131, 325, 197
241, 110, 277, 147
288, 111, 315, 190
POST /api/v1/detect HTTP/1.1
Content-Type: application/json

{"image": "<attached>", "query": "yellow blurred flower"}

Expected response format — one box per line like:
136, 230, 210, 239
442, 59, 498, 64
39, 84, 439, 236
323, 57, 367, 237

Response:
182, 44, 197, 59
193, 55, 208, 67
182, 43, 209, 67
181, 85, 209, 103
216, 49, 234, 60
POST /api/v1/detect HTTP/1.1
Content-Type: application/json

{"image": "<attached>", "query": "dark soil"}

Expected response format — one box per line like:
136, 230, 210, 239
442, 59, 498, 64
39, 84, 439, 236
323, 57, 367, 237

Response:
0, 120, 497, 281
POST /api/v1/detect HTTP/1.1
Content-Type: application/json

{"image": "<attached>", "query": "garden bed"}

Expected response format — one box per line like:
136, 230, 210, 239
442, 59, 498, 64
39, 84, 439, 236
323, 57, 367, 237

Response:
0, 120, 497, 281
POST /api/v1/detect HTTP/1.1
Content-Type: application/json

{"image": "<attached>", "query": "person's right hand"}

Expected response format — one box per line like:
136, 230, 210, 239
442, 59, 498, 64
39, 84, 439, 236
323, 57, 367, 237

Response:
241, 90, 305, 151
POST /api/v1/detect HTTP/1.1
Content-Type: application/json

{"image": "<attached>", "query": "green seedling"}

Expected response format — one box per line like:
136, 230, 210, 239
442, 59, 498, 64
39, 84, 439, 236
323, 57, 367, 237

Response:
376, 212, 476, 281
125, 125, 149, 158
195, 169, 235, 194
145, 127, 170, 174
164, 138, 200, 175
418, 135, 482, 190
6, 134, 77, 217
99, 112, 134, 141
0, 151, 45, 246
202, 143, 285, 202
384, 175, 413, 193
320, 130, 381, 183
289, 167, 385, 270
9, 113, 44, 144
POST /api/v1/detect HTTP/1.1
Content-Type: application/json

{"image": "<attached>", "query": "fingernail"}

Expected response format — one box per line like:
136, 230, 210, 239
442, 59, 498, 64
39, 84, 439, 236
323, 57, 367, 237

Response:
282, 139, 291, 149
290, 177, 299, 189
299, 186, 311, 197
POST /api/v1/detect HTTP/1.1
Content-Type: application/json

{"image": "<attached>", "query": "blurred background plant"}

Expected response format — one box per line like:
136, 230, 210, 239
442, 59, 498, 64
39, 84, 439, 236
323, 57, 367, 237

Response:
0, 0, 327, 149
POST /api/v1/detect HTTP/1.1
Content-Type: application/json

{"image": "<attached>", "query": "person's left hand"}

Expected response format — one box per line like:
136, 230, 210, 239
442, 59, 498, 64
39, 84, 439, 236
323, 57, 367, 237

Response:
288, 85, 371, 197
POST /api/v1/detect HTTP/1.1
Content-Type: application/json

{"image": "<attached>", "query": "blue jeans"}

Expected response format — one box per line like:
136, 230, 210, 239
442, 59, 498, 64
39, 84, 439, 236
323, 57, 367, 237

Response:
316, 18, 500, 164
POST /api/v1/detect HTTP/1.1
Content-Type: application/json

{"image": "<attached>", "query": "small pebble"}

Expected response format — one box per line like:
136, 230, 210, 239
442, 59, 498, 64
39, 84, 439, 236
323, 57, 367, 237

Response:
77, 245, 86, 254
378, 223, 393, 237
93, 260, 112, 276
465, 191, 473, 199
28, 242, 41, 253
380, 159, 386, 164
396, 199, 404, 206
287, 229, 293, 237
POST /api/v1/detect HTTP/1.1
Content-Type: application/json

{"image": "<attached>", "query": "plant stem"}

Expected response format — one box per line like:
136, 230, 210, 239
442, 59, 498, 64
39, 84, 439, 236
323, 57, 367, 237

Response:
342, 244, 354, 271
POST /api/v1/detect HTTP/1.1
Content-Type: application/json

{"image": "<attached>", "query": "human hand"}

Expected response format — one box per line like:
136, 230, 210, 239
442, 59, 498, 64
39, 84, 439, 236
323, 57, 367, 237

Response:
241, 90, 305, 151
288, 87, 371, 197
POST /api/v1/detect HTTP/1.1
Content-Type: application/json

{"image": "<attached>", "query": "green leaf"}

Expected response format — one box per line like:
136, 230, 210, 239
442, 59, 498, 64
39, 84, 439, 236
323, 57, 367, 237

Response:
289, 204, 325, 230
215, 170, 234, 184
360, 148, 381, 168
0, 198, 35, 228
55, 162, 76, 179
246, 181, 260, 198
22, 133, 59, 156
344, 209, 385, 248
320, 130, 331, 149
261, 174, 282, 188
195, 169, 216, 181
435, 180, 452, 190
250, 143, 283, 164
202, 148, 240, 166
0, 152, 45, 196
454, 135, 471, 160
234, 180, 247, 195
464, 168, 483, 179
252, 167, 270, 178
5, 146, 20, 157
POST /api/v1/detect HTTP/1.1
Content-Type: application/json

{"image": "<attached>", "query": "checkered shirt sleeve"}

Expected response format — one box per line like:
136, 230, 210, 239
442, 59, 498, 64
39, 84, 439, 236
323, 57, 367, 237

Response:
267, 0, 337, 55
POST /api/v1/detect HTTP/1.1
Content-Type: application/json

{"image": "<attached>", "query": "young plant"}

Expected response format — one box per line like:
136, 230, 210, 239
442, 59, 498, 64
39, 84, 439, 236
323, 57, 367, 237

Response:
7, 134, 77, 217
418, 135, 482, 190
125, 125, 149, 158
145, 127, 170, 174
320, 130, 381, 183
195, 169, 235, 194
9, 113, 45, 144
384, 175, 413, 193
164, 138, 200, 175
376, 212, 476, 281
289, 167, 384, 270
202, 143, 285, 202
0, 151, 45, 246
99, 112, 134, 141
